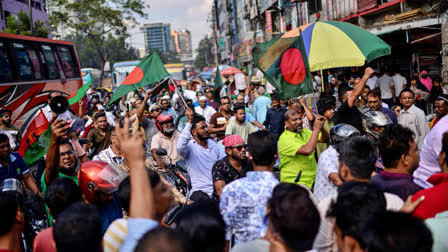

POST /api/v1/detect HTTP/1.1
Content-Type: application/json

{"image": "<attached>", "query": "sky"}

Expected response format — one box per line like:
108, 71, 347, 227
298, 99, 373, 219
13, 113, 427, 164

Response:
127, 0, 213, 54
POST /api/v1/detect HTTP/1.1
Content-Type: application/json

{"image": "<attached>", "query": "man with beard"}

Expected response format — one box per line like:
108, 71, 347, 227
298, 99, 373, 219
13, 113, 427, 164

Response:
93, 126, 123, 166
278, 109, 328, 189
151, 113, 182, 169
84, 111, 112, 157
211, 135, 252, 201
209, 96, 233, 142
177, 108, 225, 199
195, 96, 216, 124
429, 94, 448, 128
225, 103, 258, 143
0, 109, 21, 150
42, 118, 81, 225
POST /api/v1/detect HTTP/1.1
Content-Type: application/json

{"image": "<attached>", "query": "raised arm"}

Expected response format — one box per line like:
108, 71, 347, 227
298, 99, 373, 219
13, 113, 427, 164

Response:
44, 119, 71, 186
300, 99, 315, 122
347, 67, 374, 108
296, 116, 325, 156
137, 89, 153, 123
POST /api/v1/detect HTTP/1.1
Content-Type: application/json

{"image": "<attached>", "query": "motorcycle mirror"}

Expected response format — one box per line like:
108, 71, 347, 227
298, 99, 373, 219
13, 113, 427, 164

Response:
156, 148, 168, 156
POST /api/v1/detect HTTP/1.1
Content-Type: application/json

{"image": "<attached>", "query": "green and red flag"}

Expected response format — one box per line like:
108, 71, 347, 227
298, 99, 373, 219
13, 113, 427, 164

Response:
213, 65, 223, 105
109, 51, 170, 104
252, 35, 313, 100
68, 82, 90, 105
18, 110, 51, 166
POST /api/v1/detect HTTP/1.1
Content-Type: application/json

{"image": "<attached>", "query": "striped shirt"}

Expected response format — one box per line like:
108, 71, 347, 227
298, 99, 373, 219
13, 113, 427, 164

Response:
103, 218, 128, 252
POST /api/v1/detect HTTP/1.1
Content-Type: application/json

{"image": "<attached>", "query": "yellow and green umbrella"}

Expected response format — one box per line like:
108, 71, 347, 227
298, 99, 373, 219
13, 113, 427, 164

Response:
282, 21, 391, 71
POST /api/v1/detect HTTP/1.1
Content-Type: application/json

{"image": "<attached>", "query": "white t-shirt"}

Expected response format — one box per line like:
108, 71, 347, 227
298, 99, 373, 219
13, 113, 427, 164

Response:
376, 74, 394, 99
392, 73, 407, 98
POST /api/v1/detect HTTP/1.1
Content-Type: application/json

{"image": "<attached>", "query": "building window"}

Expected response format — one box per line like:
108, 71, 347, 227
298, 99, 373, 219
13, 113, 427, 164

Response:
309, 0, 322, 14
35, 2, 41, 10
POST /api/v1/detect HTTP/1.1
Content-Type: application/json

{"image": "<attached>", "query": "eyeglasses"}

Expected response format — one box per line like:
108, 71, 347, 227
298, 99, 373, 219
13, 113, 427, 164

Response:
153, 108, 162, 112
229, 145, 247, 151
60, 150, 75, 157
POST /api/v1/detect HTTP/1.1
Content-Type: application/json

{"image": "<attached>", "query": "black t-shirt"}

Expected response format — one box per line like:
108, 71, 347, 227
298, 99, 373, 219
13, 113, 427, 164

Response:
335, 102, 364, 134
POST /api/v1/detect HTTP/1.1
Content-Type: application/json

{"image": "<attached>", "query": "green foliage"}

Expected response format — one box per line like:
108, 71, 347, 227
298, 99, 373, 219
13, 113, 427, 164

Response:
153, 49, 180, 64
194, 36, 213, 69
3, 10, 49, 38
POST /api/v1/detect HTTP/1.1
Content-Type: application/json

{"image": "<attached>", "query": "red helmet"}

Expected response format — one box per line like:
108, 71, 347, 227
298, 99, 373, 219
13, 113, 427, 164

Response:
78, 161, 127, 204
155, 113, 174, 132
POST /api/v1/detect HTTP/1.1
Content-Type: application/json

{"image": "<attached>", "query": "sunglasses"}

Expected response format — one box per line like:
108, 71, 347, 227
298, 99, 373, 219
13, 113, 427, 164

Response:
229, 145, 247, 151
153, 108, 162, 112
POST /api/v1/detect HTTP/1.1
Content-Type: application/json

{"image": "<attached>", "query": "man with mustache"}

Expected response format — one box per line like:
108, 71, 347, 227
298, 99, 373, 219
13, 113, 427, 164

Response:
278, 109, 328, 189
151, 113, 182, 170
0, 109, 21, 150
177, 108, 225, 200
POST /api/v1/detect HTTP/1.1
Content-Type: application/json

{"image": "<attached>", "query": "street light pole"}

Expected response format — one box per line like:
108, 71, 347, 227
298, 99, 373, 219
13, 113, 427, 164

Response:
28, 0, 34, 35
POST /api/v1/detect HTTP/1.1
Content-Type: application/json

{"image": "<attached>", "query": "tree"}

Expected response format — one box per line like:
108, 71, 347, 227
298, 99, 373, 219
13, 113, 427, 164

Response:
194, 36, 214, 69
49, 0, 147, 86
153, 49, 180, 64
3, 10, 49, 38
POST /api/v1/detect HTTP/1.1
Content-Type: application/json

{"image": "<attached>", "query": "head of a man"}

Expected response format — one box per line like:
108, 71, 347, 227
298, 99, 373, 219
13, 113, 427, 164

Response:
367, 89, 382, 111
205, 89, 213, 100
361, 86, 370, 101
160, 99, 170, 111
157, 114, 175, 137
196, 91, 203, 99
257, 86, 265, 96
45, 177, 82, 221
198, 96, 207, 108
327, 181, 387, 252
48, 91, 63, 104
136, 227, 191, 252
58, 140, 78, 175
219, 96, 231, 112
399, 88, 415, 110
0, 134, 11, 161
247, 131, 277, 168
93, 111, 108, 131
338, 136, 377, 182
0, 110, 12, 127
110, 127, 121, 151
317, 95, 336, 120
378, 124, 419, 173
233, 103, 246, 123
331, 76, 337, 86
267, 183, 320, 251
223, 135, 247, 161
339, 87, 353, 103
284, 109, 303, 133
191, 114, 209, 141
53, 202, 102, 252
135, 98, 143, 109
434, 94, 448, 118
271, 96, 280, 110
0, 190, 25, 240
149, 105, 162, 119
236, 94, 245, 104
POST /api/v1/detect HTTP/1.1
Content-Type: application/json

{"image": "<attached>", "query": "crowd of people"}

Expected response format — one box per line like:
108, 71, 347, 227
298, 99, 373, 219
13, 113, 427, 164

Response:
0, 65, 447, 252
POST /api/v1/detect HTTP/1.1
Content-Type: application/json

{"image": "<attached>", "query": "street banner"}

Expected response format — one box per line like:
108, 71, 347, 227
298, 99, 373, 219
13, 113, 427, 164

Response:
266, 11, 272, 33
213, 65, 224, 105
109, 51, 170, 104
18, 111, 51, 166
252, 35, 313, 100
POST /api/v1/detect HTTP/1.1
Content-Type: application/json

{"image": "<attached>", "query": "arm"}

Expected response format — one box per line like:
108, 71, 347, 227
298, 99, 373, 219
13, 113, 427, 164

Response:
391, 83, 396, 102
347, 67, 374, 108
317, 125, 329, 143
176, 108, 194, 159
77, 100, 84, 118
300, 99, 315, 122
296, 116, 325, 156
208, 122, 228, 134
137, 89, 153, 123
328, 173, 343, 187
44, 119, 71, 186
150, 134, 165, 169
23, 173, 41, 196
213, 180, 226, 197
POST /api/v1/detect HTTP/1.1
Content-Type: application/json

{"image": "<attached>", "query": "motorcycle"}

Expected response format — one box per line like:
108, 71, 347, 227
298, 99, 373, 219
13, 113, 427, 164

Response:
154, 148, 191, 197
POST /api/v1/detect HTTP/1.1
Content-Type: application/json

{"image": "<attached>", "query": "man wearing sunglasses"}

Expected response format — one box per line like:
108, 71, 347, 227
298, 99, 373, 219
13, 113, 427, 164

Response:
211, 135, 252, 201
137, 89, 161, 156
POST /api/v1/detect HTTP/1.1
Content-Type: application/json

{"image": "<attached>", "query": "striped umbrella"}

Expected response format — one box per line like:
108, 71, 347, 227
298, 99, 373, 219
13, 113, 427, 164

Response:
281, 21, 391, 71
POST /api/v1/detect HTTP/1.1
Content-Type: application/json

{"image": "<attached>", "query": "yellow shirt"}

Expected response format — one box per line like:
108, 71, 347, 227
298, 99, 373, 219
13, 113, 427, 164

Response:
278, 129, 320, 189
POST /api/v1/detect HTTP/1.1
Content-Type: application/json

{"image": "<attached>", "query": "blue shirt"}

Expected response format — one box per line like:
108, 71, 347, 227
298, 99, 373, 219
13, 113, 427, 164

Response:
120, 218, 159, 252
245, 111, 256, 123
265, 106, 287, 138
100, 192, 123, 235
253, 96, 271, 124
0, 152, 29, 182
177, 123, 226, 196
220, 171, 279, 243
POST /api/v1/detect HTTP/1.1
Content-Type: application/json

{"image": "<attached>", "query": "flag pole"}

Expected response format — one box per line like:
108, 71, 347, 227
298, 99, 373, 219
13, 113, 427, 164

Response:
169, 76, 188, 108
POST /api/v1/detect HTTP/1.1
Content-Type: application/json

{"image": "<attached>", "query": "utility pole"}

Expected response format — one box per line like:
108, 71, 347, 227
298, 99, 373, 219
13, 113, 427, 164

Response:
212, 1, 219, 65
28, 0, 34, 35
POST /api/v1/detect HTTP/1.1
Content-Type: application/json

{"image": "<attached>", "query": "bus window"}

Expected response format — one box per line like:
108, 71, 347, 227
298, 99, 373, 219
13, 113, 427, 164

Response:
12, 43, 33, 81
26, 47, 42, 79
57, 47, 75, 78
0, 42, 13, 83
41, 45, 58, 79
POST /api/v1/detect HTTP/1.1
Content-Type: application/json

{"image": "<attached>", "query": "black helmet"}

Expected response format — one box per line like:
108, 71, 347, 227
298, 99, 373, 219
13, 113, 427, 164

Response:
330, 124, 361, 150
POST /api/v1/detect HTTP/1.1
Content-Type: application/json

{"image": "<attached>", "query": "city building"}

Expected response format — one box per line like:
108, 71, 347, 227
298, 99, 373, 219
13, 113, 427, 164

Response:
138, 47, 147, 59
143, 22, 171, 54
171, 29, 194, 63
0, 0, 49, 33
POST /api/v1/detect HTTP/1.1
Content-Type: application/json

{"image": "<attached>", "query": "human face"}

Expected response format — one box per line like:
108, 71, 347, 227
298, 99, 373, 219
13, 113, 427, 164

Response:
150, 107, 162, 118
59, 144, 77, 173
361, 87, 369, 101
433, 81, 440, 87
236, 95, 245, 104
193, 121, 209, 141
0, 140, 11, 160
161, 100, 169, 110
285, 112, 303, 133
1, 114, 11, 127
227, 143, 247, 161
367, 95, 381, 111
95, 116, 108, 130
143, 110, 151, 118
272, 100, 280, 109
220, 99, 231, 112
235, 109, 246, 123
372, 126, 385, 133
410, 80, 417, 86
434, 100, 448, 118
400, 91, 414, 110
324, 107, 335, 120
205, 91, 213, 99
110, 130, 120, 150
48, 92, 62, 104
161, 121, 175, 136
405, 141, 420, 174
153, 182, 175, 218
198, 99, 207, 108
136, 99, 142, 108
331, 77, 337, 85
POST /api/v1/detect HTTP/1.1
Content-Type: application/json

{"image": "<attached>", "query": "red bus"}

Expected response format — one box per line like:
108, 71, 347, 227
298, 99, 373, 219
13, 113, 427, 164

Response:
0, 33, 83, 129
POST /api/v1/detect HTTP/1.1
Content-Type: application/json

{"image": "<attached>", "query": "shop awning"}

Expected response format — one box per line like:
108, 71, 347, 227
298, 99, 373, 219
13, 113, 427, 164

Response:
367, 16, 441, 35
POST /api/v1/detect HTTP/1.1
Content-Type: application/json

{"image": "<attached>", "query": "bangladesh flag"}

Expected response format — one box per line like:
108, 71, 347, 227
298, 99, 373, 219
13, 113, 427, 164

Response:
68, 82, 90, 105
18, 111, 51, 166
109, 51, 170, 104
252, 35, 313, 100
213, 65, 223, 105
